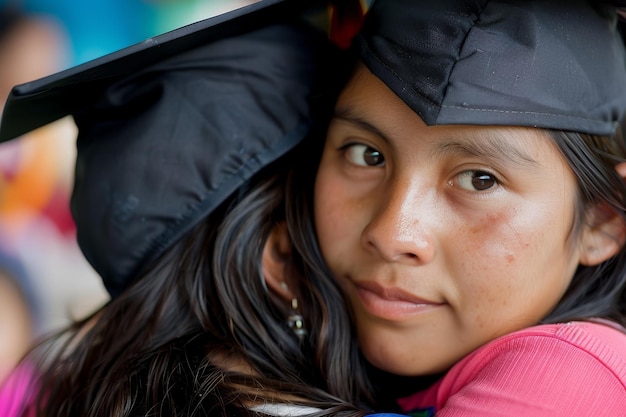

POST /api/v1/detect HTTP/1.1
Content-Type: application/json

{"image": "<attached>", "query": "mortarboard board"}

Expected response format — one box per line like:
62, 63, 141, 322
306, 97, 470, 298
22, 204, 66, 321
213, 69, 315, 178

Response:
0, 0, 337, 142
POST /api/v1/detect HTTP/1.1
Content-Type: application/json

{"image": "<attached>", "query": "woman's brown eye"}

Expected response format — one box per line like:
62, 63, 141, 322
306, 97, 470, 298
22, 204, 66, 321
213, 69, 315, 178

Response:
363, 148, 384, 166
472, 172, 496, 190
456, 170, 498, 191
345, 144, 385, 167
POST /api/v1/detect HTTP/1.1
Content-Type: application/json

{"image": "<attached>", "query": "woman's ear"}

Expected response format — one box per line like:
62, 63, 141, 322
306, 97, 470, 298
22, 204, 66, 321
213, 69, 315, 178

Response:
579, 162, 626, 266
262, 221, 296, 301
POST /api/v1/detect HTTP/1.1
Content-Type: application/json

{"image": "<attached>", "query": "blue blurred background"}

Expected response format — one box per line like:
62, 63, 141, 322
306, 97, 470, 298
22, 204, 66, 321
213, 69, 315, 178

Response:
4, 0, 259, 66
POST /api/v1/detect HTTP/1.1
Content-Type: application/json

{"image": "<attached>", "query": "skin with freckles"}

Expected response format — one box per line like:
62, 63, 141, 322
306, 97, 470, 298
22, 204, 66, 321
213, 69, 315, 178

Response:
313, 64, 604, 376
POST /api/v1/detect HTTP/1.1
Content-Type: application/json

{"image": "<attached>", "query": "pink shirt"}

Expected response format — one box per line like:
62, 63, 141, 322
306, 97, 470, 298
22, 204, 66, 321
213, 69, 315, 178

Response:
0, 363, 35, 417
397, 321, 626, 416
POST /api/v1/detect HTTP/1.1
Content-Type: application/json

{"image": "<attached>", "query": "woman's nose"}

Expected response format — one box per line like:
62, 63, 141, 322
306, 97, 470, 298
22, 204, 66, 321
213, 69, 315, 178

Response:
360, 180, 436, 265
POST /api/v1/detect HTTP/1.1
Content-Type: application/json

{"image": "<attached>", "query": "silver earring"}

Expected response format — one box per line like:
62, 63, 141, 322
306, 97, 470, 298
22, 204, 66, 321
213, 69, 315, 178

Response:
287, 297, 306, 340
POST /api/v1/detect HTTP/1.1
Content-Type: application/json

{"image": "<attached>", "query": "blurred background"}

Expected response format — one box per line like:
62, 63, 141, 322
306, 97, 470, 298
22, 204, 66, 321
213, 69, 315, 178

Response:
0, 0, 260, 394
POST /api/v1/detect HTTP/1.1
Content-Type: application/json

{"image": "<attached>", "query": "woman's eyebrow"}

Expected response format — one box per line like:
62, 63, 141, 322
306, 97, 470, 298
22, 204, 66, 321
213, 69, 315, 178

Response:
333, 107, 391, 144
431, 132, 540, 167
334, 107, 540, 167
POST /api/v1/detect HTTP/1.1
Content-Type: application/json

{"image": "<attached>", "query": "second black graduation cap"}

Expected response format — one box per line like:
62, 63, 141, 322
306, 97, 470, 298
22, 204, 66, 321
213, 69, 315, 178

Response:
0, 0, 352, 296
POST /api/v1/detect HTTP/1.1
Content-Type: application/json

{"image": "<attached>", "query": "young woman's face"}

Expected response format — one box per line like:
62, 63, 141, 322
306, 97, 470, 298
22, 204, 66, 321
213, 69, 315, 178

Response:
313, 65, 584, 376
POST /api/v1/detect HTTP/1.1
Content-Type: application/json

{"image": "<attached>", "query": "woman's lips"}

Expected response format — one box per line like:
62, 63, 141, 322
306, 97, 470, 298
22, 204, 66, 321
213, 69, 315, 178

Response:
352, 281, 443, 321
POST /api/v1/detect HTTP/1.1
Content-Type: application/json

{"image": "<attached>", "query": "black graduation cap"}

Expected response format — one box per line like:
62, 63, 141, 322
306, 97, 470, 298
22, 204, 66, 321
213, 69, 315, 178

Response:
0, 0, 351, 296
356, 0, 626, 136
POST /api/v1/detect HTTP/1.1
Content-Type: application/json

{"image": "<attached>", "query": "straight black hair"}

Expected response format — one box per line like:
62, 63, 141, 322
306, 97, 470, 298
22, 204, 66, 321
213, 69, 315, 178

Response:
543, 129, 626, 326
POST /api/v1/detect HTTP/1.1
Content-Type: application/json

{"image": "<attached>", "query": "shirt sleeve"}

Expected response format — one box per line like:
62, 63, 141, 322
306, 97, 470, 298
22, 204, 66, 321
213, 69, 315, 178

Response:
431, 330, 626, 417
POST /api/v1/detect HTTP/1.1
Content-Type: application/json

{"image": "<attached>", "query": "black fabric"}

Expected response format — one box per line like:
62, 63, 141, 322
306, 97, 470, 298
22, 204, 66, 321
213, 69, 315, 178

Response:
357, 0, 626, 135
71, 22, 345, 296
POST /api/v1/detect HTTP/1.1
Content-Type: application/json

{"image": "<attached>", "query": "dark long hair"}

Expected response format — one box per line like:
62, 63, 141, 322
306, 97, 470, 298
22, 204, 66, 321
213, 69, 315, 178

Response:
23, 150, 374, 417
543, 129, 626, 326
